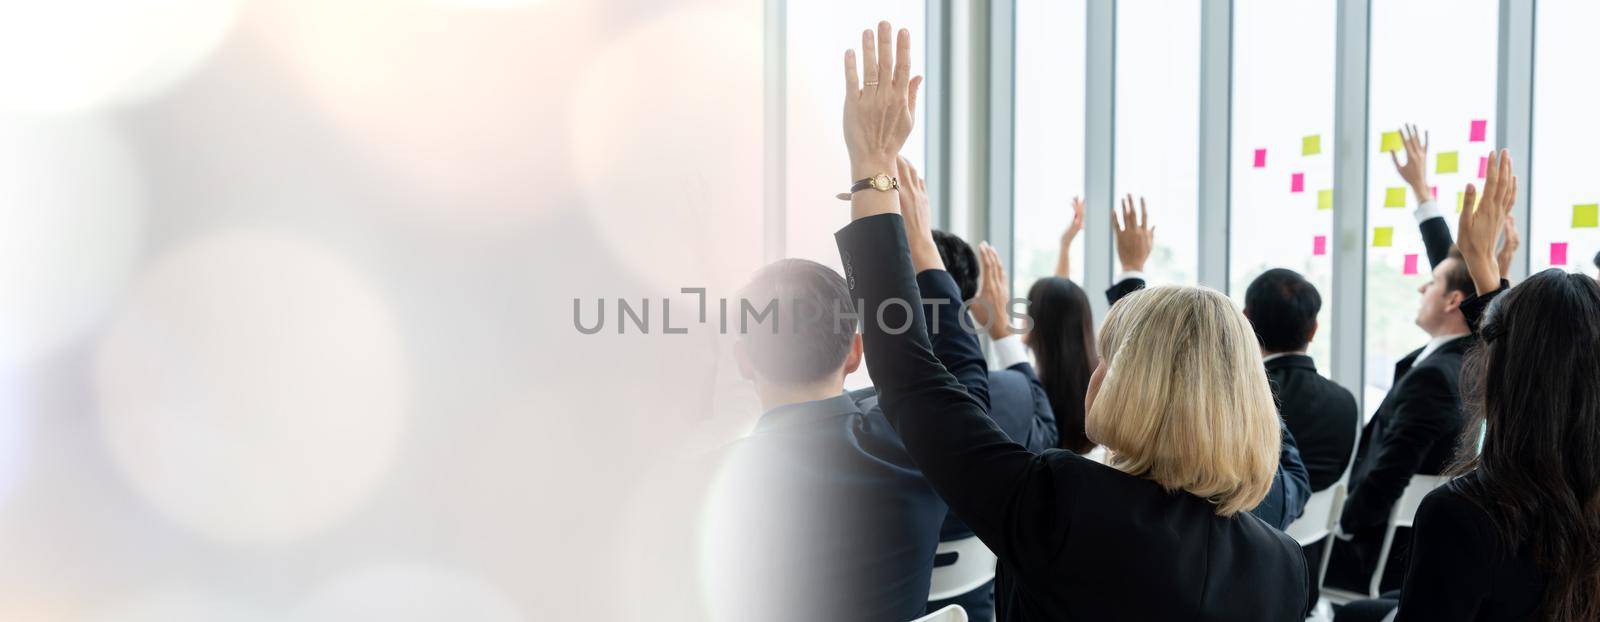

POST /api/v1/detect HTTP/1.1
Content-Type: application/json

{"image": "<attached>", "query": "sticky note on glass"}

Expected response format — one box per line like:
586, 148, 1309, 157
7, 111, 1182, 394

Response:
1303, 135, 1321, 156
1470, 119, 1487, 142
1254, 148, 1267, 168
1437, 151, 1458, 174
1576, 204, 1599, 228
1403, 253, 1420, 275
1380, 131, 1403, 153
1551, 242, 1569, 266
1385, 187, 1407, 208
1318, 189, 1333, 210
1478, 156, 1488, 178
1291, 173, 1305, 193
1314, 235, 1328, 256
1430, 186, 1438, 200
1373, 227, 1394, 247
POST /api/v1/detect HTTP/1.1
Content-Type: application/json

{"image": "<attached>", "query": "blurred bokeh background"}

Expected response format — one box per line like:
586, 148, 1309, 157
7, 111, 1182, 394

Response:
0, 0, 772, 619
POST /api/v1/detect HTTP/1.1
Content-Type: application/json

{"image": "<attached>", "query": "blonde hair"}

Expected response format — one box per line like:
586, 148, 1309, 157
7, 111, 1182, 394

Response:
1087, 286, 1280, 516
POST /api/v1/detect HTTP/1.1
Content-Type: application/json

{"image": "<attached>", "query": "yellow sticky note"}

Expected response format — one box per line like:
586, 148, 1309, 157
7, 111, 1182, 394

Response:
1385, 187, 1407, 208
1437, 151, 1459, 174
1575, 204, 1599, 228
1380, 131, 1403, 153
1373, 227, 1394, 248
1317, 189, 1333, 210
1303, 134, 1321, 156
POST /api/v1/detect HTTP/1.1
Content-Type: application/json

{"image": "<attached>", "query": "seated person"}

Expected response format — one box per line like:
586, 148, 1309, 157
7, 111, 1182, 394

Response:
1102, 195, 1312, 530
1025, 195, 1099, 455
1243, 268, 1359, 492
829, 23, 1309, 619
705, 159, 993, 622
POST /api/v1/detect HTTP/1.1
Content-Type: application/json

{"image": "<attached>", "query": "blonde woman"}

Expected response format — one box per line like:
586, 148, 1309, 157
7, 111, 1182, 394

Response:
832, 23, 1307, 620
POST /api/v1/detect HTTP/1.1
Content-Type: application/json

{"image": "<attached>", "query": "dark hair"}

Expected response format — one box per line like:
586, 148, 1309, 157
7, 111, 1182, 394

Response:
1025, 277, 1097, 454
1442, 247, 1477, 297
1593, 249, 1599, 271
1451, 269, 1600, 621
931, 230, 979, 301
738, 259, 857, 384
1243, 268, 1321, 353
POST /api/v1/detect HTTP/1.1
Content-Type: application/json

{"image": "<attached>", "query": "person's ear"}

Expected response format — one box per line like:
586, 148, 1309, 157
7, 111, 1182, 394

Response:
734, 340, 757, 382
842, 334, 864, 375
1443, 290, 1467, 314
1306, 319, 1319, 344
1242, 308, 1252, 322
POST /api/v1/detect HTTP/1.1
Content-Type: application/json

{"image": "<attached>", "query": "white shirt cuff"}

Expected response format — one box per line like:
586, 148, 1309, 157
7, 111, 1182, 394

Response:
1115, 270, 1147, 285
991, 335, 1032, 370
1415, 199, 1444, 224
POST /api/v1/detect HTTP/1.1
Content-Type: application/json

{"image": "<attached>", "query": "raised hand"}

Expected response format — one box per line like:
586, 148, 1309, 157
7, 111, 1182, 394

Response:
1496, 214, 1520, 281
1113, 195, 1154, 274
969, 241, 1013, 341
1389, 123, 1431, 203
1055, 196, 1085, 278
1457, 149, 1518, 295
896, 155, 943, 272
843, 22, 922, 219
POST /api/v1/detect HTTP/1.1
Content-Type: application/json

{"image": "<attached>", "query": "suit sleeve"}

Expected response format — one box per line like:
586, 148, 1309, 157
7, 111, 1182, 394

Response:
1010, 362, 1060, 452
1105, 278, 1146, 307
836, 214, 1070, 574
1394, 490, 1493, 621
1277, 418, 1311, 527
1340, 365, 1460, 531
1459, 280, 1509, 334
918, 269, 990, 413
1419, 215, 1454, 270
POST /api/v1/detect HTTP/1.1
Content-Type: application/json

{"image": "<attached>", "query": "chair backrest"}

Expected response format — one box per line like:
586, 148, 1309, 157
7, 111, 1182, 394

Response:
927, 535, 997, 603
1391, 473, 1448, 529
1286, 410, 1363, 546
912, 604, 969, 622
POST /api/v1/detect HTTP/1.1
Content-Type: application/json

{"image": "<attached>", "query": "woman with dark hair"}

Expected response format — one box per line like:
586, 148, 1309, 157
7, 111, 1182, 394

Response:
1024, 277, 1097, 454
1345, 150, 1600, 621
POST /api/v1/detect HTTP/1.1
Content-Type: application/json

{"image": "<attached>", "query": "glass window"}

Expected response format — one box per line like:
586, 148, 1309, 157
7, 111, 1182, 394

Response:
1364, 0, 1498, 415
1229, 0, 1337, 369
1114, 0, 1200, 285
1012, 0, 1086, 294
785, 3, 928, 274
1530, 0, 1600, 280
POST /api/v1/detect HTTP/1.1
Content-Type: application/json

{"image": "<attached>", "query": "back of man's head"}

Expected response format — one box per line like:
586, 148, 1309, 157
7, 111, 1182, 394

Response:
1243, 268, 1322, 354
738, 259, 857, 385
1593, 249, 1599, 273
931, 230, 979, 301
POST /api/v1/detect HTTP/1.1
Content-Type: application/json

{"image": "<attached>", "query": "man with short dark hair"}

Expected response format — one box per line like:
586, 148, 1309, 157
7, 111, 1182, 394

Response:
1243, 268, 1359, 494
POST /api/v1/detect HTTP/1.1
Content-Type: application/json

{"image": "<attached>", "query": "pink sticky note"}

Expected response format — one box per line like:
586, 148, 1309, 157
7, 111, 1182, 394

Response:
1478, 156, 1488, 178
1551, 242, 1569, 266
1291, 173, 1305, 193
1470, 119, 1487, 142
1313, 235, 1328, 256
1430, 186, 1438, 200
1254, 149, 1267, 168
1403, 253, 1420, 275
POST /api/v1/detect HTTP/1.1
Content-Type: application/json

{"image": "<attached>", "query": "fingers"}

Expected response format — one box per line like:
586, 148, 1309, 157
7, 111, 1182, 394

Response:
844, 50, 859, 97
861, 29, 878, 89
876, 21, 893, 91
1389, 149, 1402, 173
907, 75, 923, 118
1139, 197, 1149, 230
894, 28, 912, 90
1423, 129, 1430, 153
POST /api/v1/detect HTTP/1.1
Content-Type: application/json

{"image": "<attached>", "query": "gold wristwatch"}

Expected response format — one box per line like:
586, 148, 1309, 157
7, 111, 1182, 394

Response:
835, 173, 899, 200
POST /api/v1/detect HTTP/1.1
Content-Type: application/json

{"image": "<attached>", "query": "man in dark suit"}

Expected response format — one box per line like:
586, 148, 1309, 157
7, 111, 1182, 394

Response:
1328, 125, 1477, 593
1105, 196, 1312, 531
1243, 269, 1359, 492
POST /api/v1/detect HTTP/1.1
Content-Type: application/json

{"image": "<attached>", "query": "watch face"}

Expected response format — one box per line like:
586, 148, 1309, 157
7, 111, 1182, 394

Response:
872, 174, 893, 191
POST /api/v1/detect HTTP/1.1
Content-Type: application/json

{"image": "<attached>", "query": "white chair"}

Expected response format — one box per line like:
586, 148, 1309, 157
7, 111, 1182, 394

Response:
1365, 473, 1448, 597
927, 535, 997, 603
1297, 412, 1363, 611
913, 604, 969, 622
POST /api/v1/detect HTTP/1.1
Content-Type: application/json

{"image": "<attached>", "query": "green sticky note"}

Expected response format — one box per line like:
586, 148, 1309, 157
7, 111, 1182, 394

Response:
1317, 189, 1333, 210
1576, 204, 1599, 228
1380, 131, 1403, 153
1303, 134, 1321, 156
1437, 151, 1459, 174
1385, 187, 1407, 208
1373, 226, 1394, 248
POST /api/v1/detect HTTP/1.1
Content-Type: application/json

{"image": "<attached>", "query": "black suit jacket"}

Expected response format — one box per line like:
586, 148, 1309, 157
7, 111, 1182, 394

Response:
841, 215, 1309, 621
1266, 354, 1360, 491
706, 269, 990, 622
1105, 277, 1312, 529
